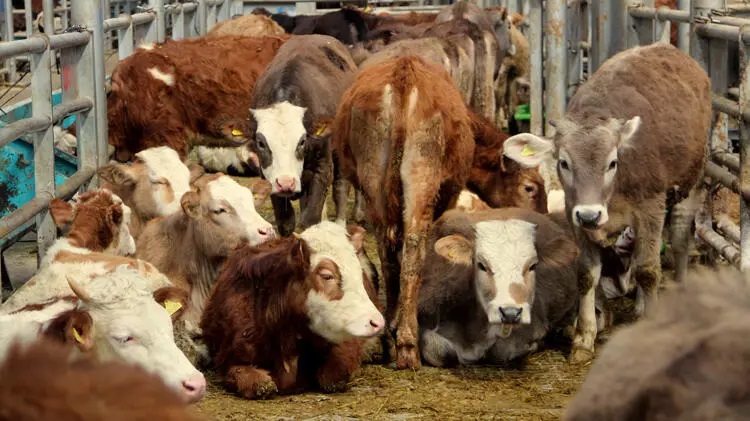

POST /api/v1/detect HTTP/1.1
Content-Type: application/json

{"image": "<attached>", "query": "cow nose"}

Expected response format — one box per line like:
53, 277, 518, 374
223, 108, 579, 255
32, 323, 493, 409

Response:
275, 177, 296, 193
369, 314, 385, 334
499, 306, 523, 324
576, 209, 602, 227
257, 227, 274, 239
181, 373, 207, 403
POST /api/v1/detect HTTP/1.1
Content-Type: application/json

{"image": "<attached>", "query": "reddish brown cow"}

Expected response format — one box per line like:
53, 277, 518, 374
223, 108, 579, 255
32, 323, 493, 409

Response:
333, 56, 475, 369
107, 35, 289, 162
0, 338, 205, 421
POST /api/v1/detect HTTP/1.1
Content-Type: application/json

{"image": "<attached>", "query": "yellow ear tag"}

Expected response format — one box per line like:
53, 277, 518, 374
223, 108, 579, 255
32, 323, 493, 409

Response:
365, 5, 372, 12
231, 129, 244, 137
315, 123, 327, 136
521, 144, 535, 157
73, 327, 84, 344
164, 299, 183, 316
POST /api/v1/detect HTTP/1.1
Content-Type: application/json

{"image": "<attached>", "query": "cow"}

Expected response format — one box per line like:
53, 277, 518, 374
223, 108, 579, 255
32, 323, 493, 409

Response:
195, 144, 261, 177
418, 208, 579, 367
503, 43, 711, 363
136, 173, 274, 327
0, 338, 206, 421
200, 221, 384, 399
97, 146, 202, 239
0, 265, 206, 404
245, 34, 358, 236
207, 13, 286, 37
107, 35, 289, 163
252, 7, 369, 46
564, 268, 750, 420
332, 56, 476, 369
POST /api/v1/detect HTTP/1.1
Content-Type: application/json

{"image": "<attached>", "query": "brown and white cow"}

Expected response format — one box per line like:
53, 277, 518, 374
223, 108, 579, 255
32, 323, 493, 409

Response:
107, 35, 289, 162
0, 338, 206, 421
207, 13, 286, 37
418, 208, 578, 366
503, 44, 711, 363
332, 56, 475, 369
564, 268, 750, 420
0, 265, 206, 404
136, 173, 275, 326
97, 146, 203, 239
200, 221, 384, 399
244, 34, 358, 236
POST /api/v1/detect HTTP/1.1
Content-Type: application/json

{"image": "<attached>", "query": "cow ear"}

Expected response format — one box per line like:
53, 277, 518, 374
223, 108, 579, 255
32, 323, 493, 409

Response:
186, 162, 205, 184
218, 118, 253, 145
97, 163, 137, 188
49, 198, 76, 228
346, 225, 367, 253
106, 203, 124, 229
613, 116, 641, 149
153, 286, 189, 321
433, 234, 473, 266
180, 191, 202, 219
309, 119, 333, 141
64, 310, 95, 352
503, 133, 554, 168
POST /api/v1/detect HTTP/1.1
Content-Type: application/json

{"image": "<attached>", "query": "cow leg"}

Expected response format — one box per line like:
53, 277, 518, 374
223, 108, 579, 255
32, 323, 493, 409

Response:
271, 195, 296, 237
299, 168, 333, 229
669, 184, 705, 283
316, 341, 361, 393
376, 225, 401, 365
632, 196, 668, 316
419, 329, 458, 368
353, 190, 367, 224
226, 365, 278, 399
332, 157, 349, 226
570, 241, 602, 364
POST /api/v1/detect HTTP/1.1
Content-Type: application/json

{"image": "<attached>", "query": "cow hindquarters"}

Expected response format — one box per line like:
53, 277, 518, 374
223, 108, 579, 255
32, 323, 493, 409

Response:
570, 241, 602, 364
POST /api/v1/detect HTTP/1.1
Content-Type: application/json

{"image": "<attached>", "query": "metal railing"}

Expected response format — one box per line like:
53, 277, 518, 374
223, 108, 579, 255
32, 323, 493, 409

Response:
532, 0, 746, 270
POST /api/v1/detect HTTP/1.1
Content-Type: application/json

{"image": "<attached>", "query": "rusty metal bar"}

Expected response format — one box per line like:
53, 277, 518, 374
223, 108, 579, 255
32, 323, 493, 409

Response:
713, 151, 741, 172
677, 0, 690, 52
628, 5, 691, 22
528, 0, 543, 136
740, 21, 750, 271
696, 223, 742, 265
0, 117, 49, 148
544, 0, 567, 135
705, 161, 750, 201
717, 214, 741, 244
713, 94, 747, 121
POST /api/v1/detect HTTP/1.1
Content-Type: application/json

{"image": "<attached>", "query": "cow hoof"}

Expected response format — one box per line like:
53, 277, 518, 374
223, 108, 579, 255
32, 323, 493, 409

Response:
395, 346, 421, 370
245, 379, 278, 400
569, 347, 595, 364
320, 380, 350, 394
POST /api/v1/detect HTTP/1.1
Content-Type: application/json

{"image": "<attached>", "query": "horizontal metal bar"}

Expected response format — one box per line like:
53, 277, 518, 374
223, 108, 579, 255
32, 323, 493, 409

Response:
0, 117, 50, 149
628, 6, 691, 23
0, 37, 47, 60
56, 167, 96, 199
48, 32, 91, 50
696, 223, 741, 266
716, 214, 741, 244
52, 97, 94, 123
728, 3, 750, 14
712, 15, 750, 27
181, 3, 198, 13
204, 0, 224, 5
712, 151, 740, 172
713, 94, 746, 121
103, 12, 155, 31
164, 2, 198, 14
705, 161, 750, 202
695, 22, 750, 44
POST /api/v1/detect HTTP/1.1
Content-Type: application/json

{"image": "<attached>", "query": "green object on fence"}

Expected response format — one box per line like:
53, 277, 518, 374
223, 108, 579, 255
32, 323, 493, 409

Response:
514, 104, 531, 121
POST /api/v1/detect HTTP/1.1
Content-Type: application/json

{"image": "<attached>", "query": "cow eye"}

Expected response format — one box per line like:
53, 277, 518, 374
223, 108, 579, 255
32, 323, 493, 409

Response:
608, 160, 617, 171
298, 135, 306, 148
529, 262, 538, 271
320, 270, 336, 282
477, 262, 488, 272
213, 208, 227, 215
559, 159, 569, 171
524, 184, 536, 193
114, 335, 135, 344
150, 179, 167, 185
255, 134, 267, 150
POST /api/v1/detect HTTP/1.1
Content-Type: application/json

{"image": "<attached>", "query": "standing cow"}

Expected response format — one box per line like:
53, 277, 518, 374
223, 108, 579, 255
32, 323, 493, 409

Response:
503, 43, 711, 363
418, 208, 579, 367
245, 34, 358, 236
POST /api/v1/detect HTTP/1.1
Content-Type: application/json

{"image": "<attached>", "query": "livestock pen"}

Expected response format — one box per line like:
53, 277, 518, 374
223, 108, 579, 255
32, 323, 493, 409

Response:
0, 0, 746, 419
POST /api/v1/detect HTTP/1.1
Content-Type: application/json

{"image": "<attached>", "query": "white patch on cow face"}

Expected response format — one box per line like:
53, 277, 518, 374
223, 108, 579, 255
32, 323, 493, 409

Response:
301, 222, 385, 343
250, 101, 307, 195
206, 175, 275, 245
83, 266, 205, 403
104, 193, 136, 257
147, 67, 175, 86
134, 146, 191, 216
473, 220, 537, 327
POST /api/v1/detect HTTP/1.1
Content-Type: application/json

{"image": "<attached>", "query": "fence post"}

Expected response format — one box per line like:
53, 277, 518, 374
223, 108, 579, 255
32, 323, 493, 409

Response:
544, 0, 567, 136
197, 0, 207, 36
147, 0, 165, 43
72, 0, 106, 187
4, 0, 16, 82
117, 15, 134, 59
740, 25, 750, 271
528, 0, 543, 136
173, 4, 185, 40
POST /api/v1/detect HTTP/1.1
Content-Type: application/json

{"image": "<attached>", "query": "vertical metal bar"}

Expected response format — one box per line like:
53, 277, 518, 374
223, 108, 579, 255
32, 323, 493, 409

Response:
544, 0, 567, 136
630, 0, 655, 47
72, 0, 105, 188
43, 0, 55, 73
118, 16, 134, 59
218, 0, 230, 22
24, 0, 32, 36
146, 0, 164, 43
196, 0, 207, 36
5, 0, 17, 82
677, 0, 690, 51
30, 37, 55, 263
173, 5, 185, 40
230, 0, 243, 16
61, 0, 68, 30
739, 25, 750, 271
207, 1, 217, 31
528, 0, 543, 136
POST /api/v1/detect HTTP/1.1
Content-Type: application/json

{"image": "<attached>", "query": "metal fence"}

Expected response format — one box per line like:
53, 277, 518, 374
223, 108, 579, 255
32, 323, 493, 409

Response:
531, 0, 747, 271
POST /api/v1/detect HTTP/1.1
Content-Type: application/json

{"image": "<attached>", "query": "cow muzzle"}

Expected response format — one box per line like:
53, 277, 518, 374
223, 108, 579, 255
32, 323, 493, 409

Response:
572, 204, 609, 230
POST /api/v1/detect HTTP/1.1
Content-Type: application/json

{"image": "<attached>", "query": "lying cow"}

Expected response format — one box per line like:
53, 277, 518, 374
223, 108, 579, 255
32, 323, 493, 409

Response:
98, 146, 203, 239
136, 173, 275, 327
0, 264, 205, 403
108, 35, 289, 162
418, 208, 578, 366
244, 34, 358, 236
200, 221, 384, 399
503, 43, 711, 363
0, 338, 206, 420
564, 268, 750, 420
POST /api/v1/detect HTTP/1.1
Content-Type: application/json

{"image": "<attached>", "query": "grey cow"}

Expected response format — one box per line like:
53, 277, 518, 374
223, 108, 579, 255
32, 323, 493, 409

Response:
503, 43, 711, 363
417, 208, 579, 366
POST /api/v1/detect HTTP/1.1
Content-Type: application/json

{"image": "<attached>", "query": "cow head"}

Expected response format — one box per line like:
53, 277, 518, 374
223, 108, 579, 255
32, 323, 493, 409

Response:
65, 268, 206, 403
49, 189, 136, 257
301, 222, 385, 342
97, 146, 196, 225
181, 174, 275, 257
487, 7, 515, 58
247, 101, 332, 196
503, 116, 641, 230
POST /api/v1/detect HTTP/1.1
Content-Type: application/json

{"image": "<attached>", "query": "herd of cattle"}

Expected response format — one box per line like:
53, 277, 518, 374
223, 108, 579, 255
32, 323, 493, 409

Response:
1, 1, 748, 419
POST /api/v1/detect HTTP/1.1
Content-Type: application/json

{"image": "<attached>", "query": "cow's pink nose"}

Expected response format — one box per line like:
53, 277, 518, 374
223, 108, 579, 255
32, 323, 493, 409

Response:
275, 177, 296, 192
369, 317, 384, 333
258, 227, 274, 239
181, 373, 207, 403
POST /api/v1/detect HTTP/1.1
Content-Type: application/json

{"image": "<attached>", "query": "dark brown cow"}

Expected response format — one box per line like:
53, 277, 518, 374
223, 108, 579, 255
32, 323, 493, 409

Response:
200, 222, 383, 399
253, 7, 369, 46
504, 44, 711, 363
418, 208, 579, 366
564, 268, 750, 421
332, 56, 475, 369
0, 338, 206, 421
107, 35, 289, 162
245, 34, 358, 236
